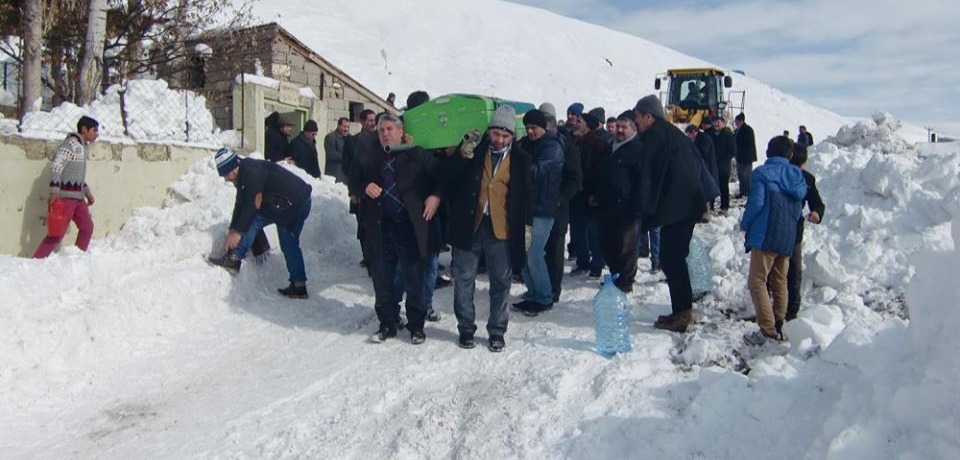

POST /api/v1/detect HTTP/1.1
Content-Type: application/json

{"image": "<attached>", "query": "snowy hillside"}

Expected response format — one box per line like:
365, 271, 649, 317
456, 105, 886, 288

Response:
252, 0, 915, 144
2, 113, 959, 458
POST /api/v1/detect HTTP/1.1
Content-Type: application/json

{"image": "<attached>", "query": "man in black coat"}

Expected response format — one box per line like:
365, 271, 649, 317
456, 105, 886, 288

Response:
208, 148, 313, 299
264, 112, 293, 163
344, 109, 378, 270
323, 117, 350, 183
349, 113, 442, 344
734, 113, 758, 198
782, 143, 825, 322
797, 125, 814, 147
633, 95, 707, 333
572, 111, 608, 277
686, 124, 719, 210
537, 106, 582, 304
443, 106, 531, 352
594, 111, 643, 293
709, 116, 737, 212
289, 119, 321, 178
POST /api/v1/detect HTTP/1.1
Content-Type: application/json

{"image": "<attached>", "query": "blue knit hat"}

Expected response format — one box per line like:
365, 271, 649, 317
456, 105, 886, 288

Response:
567, 102, 584, 117
215, 147, 239, 176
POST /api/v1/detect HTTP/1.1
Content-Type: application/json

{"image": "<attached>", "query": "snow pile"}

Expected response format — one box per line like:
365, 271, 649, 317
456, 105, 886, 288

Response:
18, 79, 220, 144
826, 111, 912, 154
236, 73, 319, 99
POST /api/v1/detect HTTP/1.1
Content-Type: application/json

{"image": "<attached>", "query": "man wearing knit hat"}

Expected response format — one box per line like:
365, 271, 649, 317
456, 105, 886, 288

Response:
289, 119, 322, 179
444, 106, 532, 352
633, 94, 708, 332
539, 103, 583, 304
208, 147, 313, 299
513, 109, 564, 316
589, 107, 614, 145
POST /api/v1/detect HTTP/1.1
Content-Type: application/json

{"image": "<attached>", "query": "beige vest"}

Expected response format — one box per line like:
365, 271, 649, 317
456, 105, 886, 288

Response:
474, 150, 511, 240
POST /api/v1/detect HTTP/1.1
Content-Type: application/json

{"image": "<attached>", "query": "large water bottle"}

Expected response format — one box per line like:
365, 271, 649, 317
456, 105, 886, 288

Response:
687, 235, 713, 297
593, 274, 632, 356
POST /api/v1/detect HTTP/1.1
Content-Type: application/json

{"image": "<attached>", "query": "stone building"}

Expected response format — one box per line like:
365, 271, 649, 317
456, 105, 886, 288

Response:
174, 22, 395, 133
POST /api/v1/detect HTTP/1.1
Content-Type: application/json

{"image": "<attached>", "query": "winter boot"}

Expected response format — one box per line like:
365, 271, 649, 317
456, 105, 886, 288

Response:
654, 310, 695, 333
277, 281, 308, 299
207, 253, 241, 274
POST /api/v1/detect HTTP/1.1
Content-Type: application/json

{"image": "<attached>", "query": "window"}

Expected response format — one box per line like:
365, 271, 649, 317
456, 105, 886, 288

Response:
349, 102, 365, 121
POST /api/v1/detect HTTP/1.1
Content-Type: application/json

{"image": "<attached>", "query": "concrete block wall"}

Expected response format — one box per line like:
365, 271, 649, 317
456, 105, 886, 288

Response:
0, 135, 214, 257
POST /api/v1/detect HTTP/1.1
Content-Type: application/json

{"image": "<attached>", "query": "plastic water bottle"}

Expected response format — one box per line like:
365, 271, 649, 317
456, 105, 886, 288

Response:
687, 235, 713, 296
593, 274, 632, 356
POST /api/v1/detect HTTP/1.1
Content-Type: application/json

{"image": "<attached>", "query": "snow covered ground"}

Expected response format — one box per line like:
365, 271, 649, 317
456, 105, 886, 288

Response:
2, 1, 958, 458
1, 113, 958, 458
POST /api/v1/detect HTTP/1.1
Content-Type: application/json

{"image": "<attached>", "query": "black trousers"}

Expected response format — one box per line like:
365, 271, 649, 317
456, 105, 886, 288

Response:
719, 173, 731, 210
371, 218, 427, 332
545, 206, 570, 302
599, 214, 639, 289
659, 219, 696, 315
786, 241, 803, 320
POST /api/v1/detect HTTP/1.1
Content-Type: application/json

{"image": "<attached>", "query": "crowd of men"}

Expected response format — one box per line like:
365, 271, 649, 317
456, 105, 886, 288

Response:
214, 94, 825, 350
33, 94, 824, 352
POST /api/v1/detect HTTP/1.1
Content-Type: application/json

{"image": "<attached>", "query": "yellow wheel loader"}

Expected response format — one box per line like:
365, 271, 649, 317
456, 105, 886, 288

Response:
653, 68, 744, 126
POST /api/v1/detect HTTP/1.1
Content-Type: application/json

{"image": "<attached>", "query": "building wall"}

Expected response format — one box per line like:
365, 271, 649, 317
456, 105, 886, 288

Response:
177, 24, 393, 135
0, 135, 213, 257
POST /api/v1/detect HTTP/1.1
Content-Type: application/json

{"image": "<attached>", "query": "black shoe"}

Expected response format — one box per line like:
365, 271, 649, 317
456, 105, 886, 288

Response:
552, 292, 561, 304
522, 302, 553, 317
425, 309, 442, 322
487, 335, 506, 352
511, 300, 534, 312
277, 281, 308, 299
370, 326, 397, 343
570, 267, 589, 276
458, 334, 476, 349
650, 262, 660, 273
410, 330, 426, 345
434, 275, 452, 289
207, 253, 241, 274
359, 259, 368, 268
588, 270, 602, 279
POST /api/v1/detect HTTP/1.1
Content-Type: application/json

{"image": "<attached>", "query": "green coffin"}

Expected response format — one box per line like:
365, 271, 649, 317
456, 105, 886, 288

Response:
402, 94, 536, 149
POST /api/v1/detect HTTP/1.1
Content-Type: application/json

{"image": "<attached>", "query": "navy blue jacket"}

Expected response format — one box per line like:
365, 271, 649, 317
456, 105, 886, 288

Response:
524, 132, 565, 218
740, 157, 807, 255
229, 158, 312, 233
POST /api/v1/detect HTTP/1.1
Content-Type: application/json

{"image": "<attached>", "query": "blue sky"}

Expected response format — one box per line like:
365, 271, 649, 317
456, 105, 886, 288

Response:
507, 0, 959, 133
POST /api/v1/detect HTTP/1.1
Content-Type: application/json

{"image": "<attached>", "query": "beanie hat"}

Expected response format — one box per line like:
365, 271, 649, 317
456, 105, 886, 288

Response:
488, 105, 516, 134
538, 102, 557, 119
406, 90, 430, 110
215, 147, 239, 176
588, 107, 606, 123
633, 95, 666, 121
581, 112, 600, 130
302, 120, 319, 132
567, 102, 584, 117
522, 109, 547, 130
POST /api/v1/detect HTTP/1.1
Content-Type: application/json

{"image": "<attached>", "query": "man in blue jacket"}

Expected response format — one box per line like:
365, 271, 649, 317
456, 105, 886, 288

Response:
514, 109, 564, 315
740, 136, 808, 345
208, 148, 313, 299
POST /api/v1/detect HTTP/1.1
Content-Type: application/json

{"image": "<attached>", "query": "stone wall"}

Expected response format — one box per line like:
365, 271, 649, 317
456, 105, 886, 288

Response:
0, 135, 213, 257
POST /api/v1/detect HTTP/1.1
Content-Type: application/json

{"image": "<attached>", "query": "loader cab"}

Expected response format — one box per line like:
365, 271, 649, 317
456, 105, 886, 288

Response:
654, 68, 738, 125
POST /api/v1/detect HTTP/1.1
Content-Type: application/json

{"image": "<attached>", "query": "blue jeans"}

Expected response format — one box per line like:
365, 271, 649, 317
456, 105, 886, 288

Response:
522, 217, 555, 305
231, 197, 310, 282
452, 217, 510, 337
394, 252, 439, 310
649, 227, 661, 264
